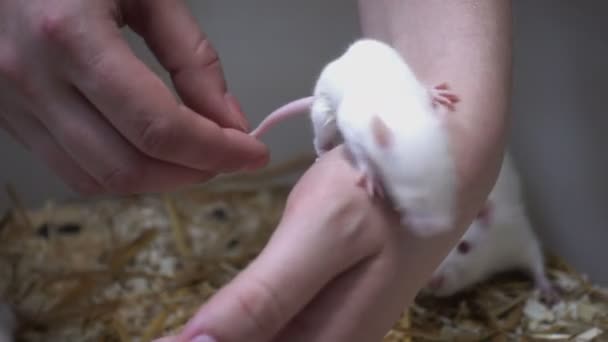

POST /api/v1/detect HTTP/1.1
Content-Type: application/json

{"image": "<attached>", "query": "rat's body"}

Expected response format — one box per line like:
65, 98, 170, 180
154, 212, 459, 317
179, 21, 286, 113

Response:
251, 39, 460, 237
0, 302, 15, 342
424, 152, 558, 304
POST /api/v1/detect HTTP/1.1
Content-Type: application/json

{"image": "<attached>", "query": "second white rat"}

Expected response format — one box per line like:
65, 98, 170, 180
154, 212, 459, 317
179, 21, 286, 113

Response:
423, 152, 559, 304
251, 39, 461, 237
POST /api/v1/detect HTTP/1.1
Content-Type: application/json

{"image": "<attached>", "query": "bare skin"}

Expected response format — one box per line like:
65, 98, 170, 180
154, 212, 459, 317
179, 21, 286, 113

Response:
0, 0, 269, 195
1, 1, 511, 341
156, 2, 512, 341
158, 145, 410, 342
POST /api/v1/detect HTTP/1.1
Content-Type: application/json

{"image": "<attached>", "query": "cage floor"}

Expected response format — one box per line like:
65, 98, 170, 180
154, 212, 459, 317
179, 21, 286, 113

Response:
1, 158, 606, 342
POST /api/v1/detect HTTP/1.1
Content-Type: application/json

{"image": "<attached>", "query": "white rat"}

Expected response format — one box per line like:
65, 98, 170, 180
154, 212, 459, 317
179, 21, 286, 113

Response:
423, 152, 559, 304
0, 301, 15, 342
250, 39, 461, 237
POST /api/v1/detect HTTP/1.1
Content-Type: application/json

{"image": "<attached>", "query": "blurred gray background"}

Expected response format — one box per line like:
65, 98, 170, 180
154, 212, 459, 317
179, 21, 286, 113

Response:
1, 1, 607, 284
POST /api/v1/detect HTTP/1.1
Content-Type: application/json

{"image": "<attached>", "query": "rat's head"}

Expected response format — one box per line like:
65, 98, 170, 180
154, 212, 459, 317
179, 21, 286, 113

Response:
424, 210, 493, 297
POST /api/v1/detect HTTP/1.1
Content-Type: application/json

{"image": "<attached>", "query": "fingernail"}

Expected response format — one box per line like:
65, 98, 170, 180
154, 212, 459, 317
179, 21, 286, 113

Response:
191, 335, 217, 342
224, 93, 249, 132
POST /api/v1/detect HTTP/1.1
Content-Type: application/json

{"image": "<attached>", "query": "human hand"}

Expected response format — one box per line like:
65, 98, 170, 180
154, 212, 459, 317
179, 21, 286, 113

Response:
0, 0, 268, 195
154, 145, 462, 342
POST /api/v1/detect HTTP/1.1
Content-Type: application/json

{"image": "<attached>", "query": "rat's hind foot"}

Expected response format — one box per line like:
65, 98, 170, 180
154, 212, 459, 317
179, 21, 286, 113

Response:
430, 83, 460, 111
534, 273, 562, 307
539, 285, 561, 307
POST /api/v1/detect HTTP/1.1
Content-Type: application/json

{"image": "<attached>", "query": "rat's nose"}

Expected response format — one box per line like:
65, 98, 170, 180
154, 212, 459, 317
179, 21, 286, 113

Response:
428, 274, 444, 290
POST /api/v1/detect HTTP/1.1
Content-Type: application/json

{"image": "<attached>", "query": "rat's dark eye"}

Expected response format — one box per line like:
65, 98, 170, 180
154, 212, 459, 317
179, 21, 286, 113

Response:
457, 241, 471, 254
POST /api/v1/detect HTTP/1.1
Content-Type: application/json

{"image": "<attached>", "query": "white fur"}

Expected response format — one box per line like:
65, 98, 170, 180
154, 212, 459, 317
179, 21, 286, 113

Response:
310, 39, 457, 237
425, 152, 549, 297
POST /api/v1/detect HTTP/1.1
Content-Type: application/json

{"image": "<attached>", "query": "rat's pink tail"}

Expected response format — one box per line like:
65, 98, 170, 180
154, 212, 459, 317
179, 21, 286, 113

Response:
249, 96, 315, 138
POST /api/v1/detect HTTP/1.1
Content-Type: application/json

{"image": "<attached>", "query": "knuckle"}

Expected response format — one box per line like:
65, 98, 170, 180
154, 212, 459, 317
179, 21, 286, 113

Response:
169, 35, 220, 73
33, 11, 110, 83
36, 12, 75, 46
137, 116, 175, 157
192, 36, 221, 69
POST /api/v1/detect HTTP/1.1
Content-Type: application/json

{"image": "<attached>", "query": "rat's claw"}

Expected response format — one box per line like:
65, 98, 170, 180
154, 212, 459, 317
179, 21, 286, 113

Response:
430, 83, 460, 111
531, 270, 562, 307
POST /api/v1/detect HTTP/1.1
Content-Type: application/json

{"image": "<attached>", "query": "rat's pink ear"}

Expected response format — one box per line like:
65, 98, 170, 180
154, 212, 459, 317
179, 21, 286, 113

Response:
371, 115, 393, 149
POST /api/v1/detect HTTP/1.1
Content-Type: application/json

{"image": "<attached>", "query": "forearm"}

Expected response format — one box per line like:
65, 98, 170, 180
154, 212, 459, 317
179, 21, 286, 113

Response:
357, 0, 513, 231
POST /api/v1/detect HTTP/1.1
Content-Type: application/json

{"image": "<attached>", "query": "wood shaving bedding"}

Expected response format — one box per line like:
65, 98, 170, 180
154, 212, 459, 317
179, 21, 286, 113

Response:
0, 154, 605, 341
